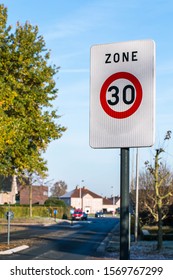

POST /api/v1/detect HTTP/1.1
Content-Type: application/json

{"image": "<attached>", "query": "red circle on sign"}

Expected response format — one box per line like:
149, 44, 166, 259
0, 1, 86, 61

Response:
100, 72, 143, 119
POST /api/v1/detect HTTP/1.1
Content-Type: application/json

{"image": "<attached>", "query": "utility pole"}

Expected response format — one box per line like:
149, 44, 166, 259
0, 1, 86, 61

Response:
120, 148, 130, 260
135, 148, 139, 242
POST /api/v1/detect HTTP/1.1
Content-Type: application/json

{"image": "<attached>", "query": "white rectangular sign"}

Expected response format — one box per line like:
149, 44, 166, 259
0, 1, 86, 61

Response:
90, 39, 155, 148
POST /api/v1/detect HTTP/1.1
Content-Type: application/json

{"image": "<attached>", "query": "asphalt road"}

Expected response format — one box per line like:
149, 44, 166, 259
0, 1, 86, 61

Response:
0, 217, 119, 260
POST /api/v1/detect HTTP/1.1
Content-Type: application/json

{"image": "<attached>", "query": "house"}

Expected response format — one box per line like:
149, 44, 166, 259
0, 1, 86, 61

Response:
60, 186, 120, 214
0, 174, 48, 205
0, 175, 18, 205
103, 196, 120, 213
18, 185, 48, 205
60, 186, 102, 213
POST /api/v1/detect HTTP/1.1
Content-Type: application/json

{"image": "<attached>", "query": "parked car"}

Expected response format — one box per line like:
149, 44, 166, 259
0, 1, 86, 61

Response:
72, 209, 88, 221
95, 211, 104, 218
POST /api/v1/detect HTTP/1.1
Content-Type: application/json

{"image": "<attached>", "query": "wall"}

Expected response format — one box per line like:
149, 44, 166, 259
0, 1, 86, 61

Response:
71, 194, 103, 213
0, 192, 16, 205
0, 175, 18, 204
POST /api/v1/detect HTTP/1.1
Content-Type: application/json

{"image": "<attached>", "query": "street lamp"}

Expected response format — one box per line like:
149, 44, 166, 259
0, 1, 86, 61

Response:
111, 186, 115, 205
80, 180, 84, 210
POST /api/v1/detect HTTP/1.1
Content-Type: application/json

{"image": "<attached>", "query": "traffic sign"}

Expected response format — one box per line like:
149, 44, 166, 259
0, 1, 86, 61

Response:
5, 211, 14, 220
100, 72, 142, 119
90, 39, 155, 148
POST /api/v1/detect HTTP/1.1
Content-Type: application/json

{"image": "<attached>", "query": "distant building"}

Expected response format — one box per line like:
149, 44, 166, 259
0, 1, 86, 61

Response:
60, 186, 120, 214
103, 196, 120, 213
0, 175, 49, 205
18, 185, 48, 205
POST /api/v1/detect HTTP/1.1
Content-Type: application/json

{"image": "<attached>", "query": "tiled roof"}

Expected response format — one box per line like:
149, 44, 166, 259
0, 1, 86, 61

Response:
103, 196, 120, 205
60, 190, 75, 198
61, 187, 102, 199
103, 197, 112, 205
73, 187, 102, 198
60, 187, 120, 203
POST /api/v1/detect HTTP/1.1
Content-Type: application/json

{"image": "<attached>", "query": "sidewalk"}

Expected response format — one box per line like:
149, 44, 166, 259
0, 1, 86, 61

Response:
96, 221, 120, 258
102, 223, 173, 260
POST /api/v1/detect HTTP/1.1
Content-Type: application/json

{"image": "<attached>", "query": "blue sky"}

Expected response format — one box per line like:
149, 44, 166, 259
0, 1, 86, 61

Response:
3, 0, 173, 197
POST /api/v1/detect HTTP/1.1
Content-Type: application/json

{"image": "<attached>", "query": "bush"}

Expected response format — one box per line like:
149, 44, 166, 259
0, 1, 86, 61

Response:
44, 197, 66, 207
62, 213, 68, 219
130, 214, 141, 235
0, 205, 30, 218
138, 210, 155, 226
0, 205, 70, 219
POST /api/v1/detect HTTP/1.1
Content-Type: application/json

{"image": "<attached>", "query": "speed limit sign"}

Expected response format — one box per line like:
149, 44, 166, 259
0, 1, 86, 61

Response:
100, 72, 143, 119
90, 39, 155, 148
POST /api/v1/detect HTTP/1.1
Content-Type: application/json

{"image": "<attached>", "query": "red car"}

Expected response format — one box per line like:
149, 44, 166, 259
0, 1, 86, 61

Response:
71, 209, 87, 220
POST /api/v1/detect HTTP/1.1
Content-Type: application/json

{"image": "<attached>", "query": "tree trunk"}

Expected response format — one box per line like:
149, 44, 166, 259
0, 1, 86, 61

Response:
157, 199, 163, 250
29, 185, 32, 217
155, 150, 163, 251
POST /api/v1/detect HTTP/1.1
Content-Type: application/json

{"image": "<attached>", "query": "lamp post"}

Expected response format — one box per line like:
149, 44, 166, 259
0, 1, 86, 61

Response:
7, 201, 12, 246
80, 180, 84, 210
111, 186, 115, 205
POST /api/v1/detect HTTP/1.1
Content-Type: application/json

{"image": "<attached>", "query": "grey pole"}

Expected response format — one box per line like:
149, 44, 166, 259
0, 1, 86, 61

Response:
135, 148, 139, 242
120, 147, 130, 260
7, 212, 11, 246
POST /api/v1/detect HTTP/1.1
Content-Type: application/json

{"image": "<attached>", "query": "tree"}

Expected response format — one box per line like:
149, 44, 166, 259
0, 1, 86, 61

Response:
0, 5, 66, 178
50, 181, 67, 197
133, 163, 173, 225
44, 197, 66, 207
18, 171, 46, 217
142, 131, 173, 250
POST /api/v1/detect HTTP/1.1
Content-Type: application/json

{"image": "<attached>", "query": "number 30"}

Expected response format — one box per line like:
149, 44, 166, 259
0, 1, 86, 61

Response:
107, 85, 135, 106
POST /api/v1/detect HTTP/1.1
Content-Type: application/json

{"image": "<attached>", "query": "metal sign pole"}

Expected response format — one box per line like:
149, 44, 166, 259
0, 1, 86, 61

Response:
7, 212, 11, 246
120, 147, 130, 260
135, 148, 139, 242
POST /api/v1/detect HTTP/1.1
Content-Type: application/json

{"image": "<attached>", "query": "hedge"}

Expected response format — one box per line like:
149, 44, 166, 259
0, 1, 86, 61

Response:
0, 205, 70, 219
